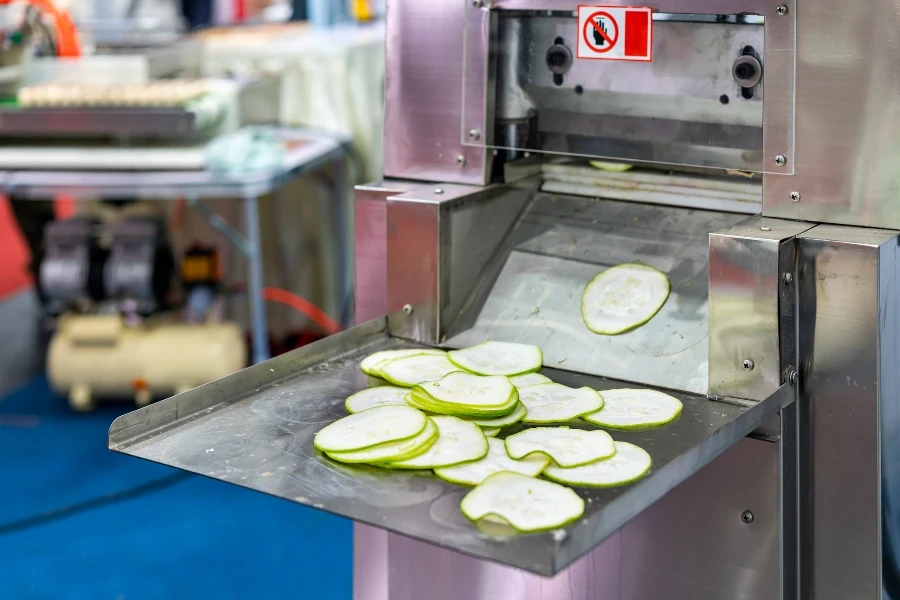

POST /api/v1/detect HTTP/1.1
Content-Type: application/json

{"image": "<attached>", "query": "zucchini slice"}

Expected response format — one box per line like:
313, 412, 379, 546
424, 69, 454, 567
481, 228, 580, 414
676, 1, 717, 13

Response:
482, 427, 501, 437
581, 263, 670, 335
360, 348, 444, 377
543, 441, 651, 487
581, 388, 683, 429
435, 438, 548, 486
379, 354, 460, 387
589, 160, 633, 172
505, 427, 615, 468
410, 372, 519, 418
465, 402, 527, 427
345, 386, 409, 413
382, 416, 488, 469
326, 418, 439, 464
460, 471, 584, 532
509, 373, 552, 388
314, 405, 427, 453
448, 341, 543, 376
519, 383, 604, 423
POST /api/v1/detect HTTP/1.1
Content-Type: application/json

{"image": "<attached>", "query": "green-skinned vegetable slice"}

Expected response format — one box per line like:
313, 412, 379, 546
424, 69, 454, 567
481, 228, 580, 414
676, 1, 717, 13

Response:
409, 387, 519, 419
542, 441, 651, 487
314, 405, 427, 453
448, 341, 543, 376
505, 427, 615, 467
519, 383, 604, 423
465, 402, 527, 427
435, 438, 548, 486
325, 418, 438, 463
482, 427, 501, 437
379, 354, 461, 387
360, 348, 445, 377
382, 416, 487, 469
581, 263, 670, 335
509, 373, 551, 388
345, 386, 409, 413
460, 471, 584, 532
581, 388, 682, 429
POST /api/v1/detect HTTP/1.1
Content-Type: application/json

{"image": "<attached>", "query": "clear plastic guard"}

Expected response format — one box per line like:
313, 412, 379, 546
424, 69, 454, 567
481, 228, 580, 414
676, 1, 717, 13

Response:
462, 1, 796, 174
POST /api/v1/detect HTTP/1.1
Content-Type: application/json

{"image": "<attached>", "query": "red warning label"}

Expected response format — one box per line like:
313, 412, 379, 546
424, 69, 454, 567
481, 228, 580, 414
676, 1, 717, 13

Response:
577, 6, 652, 62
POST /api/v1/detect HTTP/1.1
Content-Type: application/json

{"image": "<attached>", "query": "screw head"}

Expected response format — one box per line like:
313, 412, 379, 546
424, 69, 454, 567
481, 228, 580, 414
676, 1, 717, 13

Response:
456, 154, 467, 166
787, 367, 799, 386
468, 129, 481, 141
783, 272, 793, 284
434, 188, 444, 195
402, 304, 413, 315
760, 225, 771, 232
774, 154, 787, 167
741, 510, 755, 524
776, 4, 789, 15
742, 359, 755, 372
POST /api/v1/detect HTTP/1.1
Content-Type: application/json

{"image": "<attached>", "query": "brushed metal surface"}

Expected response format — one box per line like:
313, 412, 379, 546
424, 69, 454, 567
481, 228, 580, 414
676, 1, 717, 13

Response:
708, 217, 814, 401
764, 0, 900, 228
356, 438, 781, 600
796, 225, 900, 599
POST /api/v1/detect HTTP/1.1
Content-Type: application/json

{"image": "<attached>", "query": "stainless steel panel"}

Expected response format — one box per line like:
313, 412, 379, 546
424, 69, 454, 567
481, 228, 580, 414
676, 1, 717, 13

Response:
383, 0, 492, 184
108, 316, 788, 576
444, 193, 745, 394
764, 1, 900, 228
355, 438, 781, 600
708, 217, 814, 401
796, 225, 900, 599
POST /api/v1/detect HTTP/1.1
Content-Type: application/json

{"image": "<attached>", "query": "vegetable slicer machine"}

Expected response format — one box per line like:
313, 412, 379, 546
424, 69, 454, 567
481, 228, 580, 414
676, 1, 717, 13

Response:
109, 0, 900, 598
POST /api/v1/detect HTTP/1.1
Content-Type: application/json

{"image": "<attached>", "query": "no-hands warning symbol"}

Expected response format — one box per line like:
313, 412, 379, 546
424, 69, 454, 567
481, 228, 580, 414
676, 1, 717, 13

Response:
577, 5, 653, 62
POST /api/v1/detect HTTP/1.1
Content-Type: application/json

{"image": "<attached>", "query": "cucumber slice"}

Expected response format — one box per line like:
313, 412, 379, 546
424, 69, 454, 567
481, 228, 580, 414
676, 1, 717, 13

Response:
382, 416, 488, 469
509, 373, 552, 388
326, 418, 439, 464
581, 388, 683, 429
380, 354, 461, 387
409, 372, 519, 418
403, 391, 435, 413
519, 383, 604, 423
543, 441, 651, 487
360, 348, 444, 377
410, 387, 519, 419
589, 160, 633, 173
505, 427, 615, 468
345, 386, 409, 413
581, 263, 670, 335
465, 402, 527, 427
448, 341, 543, 376
482, 427, 501, 437
314, 405, 427, 453
435, 438, 549, 486
460, 471, 584, 532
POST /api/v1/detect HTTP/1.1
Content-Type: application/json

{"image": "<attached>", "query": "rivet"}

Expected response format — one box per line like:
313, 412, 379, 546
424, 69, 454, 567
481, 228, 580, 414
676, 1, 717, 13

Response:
774, 155, 787, 167
402, 304, 413, 315
760, 225, 771, 232
776, 4, 789, 15
456, 155, 467, 166
468, 129, 481, 141
783, 272, 793, 284
434, 188, 444, 195
743, 359, 755, 371
790, 191, 801, 202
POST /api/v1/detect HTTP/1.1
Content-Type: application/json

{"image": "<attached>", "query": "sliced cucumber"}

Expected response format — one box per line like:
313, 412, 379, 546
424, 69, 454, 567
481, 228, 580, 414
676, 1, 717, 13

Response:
345, 386, 409, 413
409, 388, 519, 419
466, 402, 527, 427
314, 405, 427, 453
519, 383, 604, 423
403, 391, 434, 413
360, 348, 444, 377
380, 354, 461, 387
448, 341, 543, 376
543, 441, 651, 487
327, 418, 439, 464
482, 427, 501, 437
505, 427, 615, 468
435, 438, 548, 486
460, 471, 584, 532
581, 388, 683, 429
382, 416, 488, 469
509, 373, 552, 388
581, 263, 670, 335
410, 372, 519, 418
589, 160, 633, 173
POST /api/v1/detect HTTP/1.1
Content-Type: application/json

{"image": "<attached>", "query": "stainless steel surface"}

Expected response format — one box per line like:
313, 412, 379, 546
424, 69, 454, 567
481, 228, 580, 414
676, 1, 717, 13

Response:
708, 216, 814, 401
0, 107, 199, 139
796, 225, 900, 599
244, 195, 269, 364
359, 437, 781, 600
383, 0, 492, 184
764, 0, 900, 228
108, 317, 789, 576
443, 193, 744, 394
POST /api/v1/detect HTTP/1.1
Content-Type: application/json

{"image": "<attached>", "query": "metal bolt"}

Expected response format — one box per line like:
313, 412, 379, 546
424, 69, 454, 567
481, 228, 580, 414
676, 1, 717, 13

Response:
787, 367, 798, 386
402, 304, 413, 315
468, 129, 481, 141
456, 155, 467, 166
743, 359, 755, 371
434, 188, 444, 195
783, 272, 793, 284
776, 4, 789, 15
774, 154, 787, 167
790, 191, 801, 202
741, 510, 755, 524
760, 225, 771, 232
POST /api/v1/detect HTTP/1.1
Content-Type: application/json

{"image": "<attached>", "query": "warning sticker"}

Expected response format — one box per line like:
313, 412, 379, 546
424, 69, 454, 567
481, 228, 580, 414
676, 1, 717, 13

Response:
577, 6, 653, 62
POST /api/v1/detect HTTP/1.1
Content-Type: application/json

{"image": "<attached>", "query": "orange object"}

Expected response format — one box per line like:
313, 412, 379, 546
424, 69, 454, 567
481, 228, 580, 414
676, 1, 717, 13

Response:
130, 378, 149, 391
262, 287, 342, 335
0, 0, 81, 57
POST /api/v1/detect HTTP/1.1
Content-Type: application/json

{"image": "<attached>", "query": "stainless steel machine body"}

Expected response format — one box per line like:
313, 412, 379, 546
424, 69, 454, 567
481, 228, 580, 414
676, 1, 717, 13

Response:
109, 1, 900, 599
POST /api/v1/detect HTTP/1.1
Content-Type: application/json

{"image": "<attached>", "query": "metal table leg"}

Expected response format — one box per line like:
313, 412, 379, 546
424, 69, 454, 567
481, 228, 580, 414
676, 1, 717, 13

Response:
244, 195, 269, 364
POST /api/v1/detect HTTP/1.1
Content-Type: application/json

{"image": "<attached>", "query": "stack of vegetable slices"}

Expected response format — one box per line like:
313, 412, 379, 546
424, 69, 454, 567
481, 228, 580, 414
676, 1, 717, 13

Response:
315, 341, 685, 535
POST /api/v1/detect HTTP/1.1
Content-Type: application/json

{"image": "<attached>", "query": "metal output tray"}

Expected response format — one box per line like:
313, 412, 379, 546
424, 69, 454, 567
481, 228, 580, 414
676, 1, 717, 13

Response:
108, 317, 788, 576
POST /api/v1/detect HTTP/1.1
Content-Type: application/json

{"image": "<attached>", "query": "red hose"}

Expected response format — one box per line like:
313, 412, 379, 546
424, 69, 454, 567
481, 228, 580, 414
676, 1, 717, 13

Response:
263, 287, 342, 335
